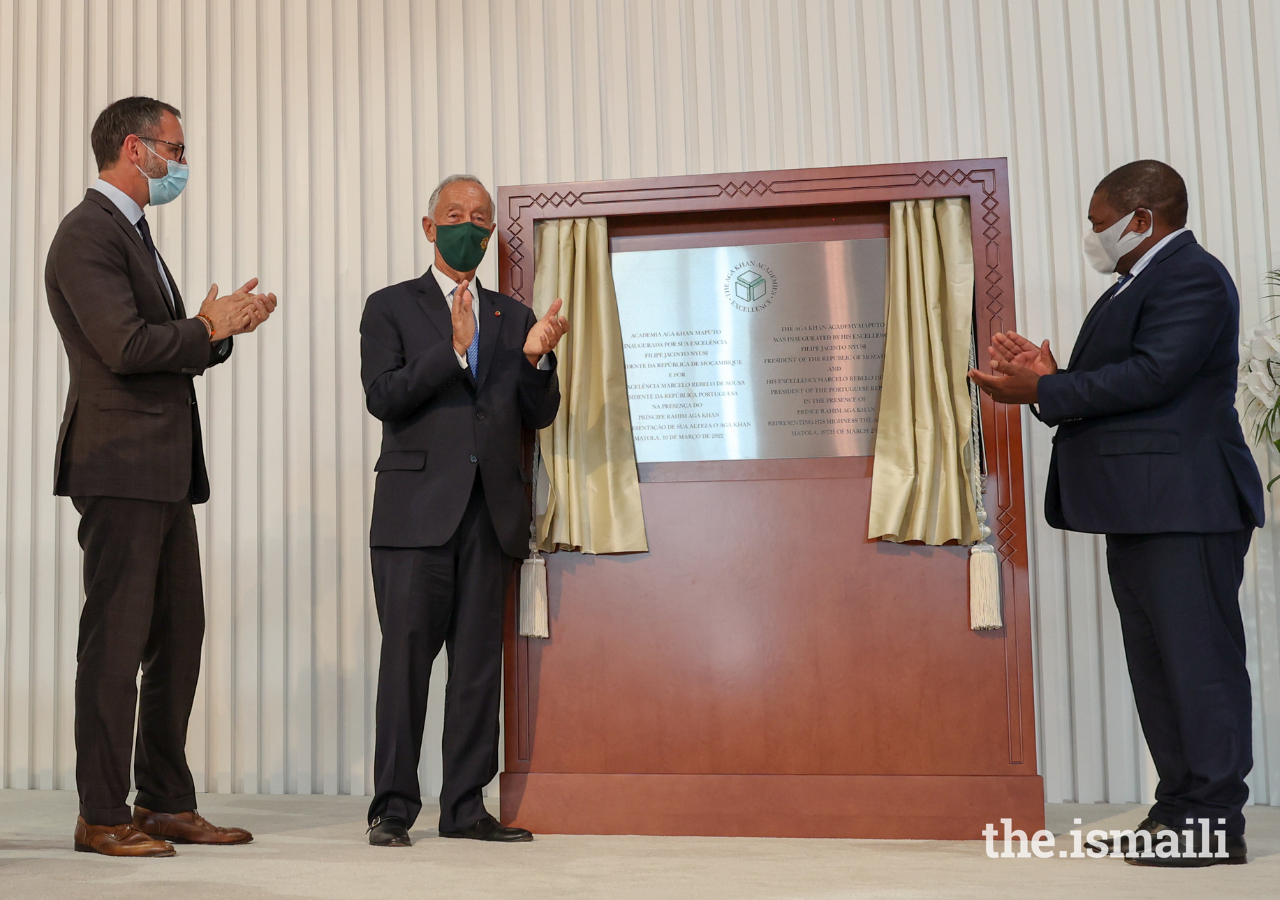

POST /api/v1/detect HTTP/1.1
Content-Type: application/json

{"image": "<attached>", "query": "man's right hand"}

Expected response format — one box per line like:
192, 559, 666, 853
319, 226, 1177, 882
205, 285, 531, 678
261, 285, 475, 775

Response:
197, 277, 276, 340
451, 279, 476, 356
989, 331, 1057, 376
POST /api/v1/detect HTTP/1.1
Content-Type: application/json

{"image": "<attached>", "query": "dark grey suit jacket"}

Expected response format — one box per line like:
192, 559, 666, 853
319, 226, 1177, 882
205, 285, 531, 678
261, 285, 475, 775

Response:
44, 189, 230, 503
360, 271, 560, 558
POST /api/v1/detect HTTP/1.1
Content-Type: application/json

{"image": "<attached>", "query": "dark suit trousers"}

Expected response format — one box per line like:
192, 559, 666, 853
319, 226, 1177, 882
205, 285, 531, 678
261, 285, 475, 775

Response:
72, 496, 204, 825
1106, 530, 1253, 835
368, 473, 510, 831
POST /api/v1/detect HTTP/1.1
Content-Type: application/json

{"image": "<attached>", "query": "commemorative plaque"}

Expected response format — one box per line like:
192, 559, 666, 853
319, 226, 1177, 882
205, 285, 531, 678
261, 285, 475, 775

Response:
611, 238, 888, 463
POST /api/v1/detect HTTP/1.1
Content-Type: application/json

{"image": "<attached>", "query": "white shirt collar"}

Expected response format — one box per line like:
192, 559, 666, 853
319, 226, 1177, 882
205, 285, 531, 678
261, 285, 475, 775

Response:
430, 264, 461, 299
1122, 227, 1189, 284
430, 265, 480, 318
92, 178, 144, 226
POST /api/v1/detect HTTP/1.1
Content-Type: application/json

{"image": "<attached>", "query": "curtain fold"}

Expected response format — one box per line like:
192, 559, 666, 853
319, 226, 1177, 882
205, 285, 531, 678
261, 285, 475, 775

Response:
531, 217, 648, 554
868, 198, 979, 545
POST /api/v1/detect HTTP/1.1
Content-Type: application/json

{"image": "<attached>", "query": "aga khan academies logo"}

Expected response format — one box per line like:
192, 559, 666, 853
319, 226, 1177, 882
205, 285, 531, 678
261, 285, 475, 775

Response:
723, 260, 778, 313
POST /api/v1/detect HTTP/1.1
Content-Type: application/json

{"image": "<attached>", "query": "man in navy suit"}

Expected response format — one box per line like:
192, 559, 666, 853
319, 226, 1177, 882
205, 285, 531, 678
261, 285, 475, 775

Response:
360, 175, 568, 847
971, 160, 1264, 866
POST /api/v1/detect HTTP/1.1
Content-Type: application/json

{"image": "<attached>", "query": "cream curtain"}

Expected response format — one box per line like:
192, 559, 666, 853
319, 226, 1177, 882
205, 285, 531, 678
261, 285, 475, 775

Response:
532, 217, 648, 554
868, 198, 979, 545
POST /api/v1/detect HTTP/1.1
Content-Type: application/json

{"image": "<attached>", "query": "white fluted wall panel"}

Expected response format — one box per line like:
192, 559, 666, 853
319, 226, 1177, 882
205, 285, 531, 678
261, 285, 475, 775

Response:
3, 0, 1280, 806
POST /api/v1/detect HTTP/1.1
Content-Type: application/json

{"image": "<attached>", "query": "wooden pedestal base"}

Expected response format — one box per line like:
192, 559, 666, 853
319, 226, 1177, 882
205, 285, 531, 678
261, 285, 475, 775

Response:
501, 772, 1045, 839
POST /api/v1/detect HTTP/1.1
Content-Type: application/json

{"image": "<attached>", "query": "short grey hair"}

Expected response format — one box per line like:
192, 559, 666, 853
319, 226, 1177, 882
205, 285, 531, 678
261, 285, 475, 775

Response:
428, 174, 495, 220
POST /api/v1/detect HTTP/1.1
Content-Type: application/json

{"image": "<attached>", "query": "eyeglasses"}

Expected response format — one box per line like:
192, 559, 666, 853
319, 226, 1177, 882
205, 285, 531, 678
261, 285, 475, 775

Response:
135, 135, 186, 163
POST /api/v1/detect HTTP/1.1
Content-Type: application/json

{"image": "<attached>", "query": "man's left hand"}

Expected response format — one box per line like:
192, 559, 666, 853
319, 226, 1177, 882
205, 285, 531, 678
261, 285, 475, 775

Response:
968, 356, 1041, 404
524, 298, 570, 366
238, 289, 277, 333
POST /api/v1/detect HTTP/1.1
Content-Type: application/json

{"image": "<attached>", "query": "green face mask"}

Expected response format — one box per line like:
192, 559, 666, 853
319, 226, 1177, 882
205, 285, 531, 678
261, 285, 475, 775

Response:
434, 222, 493, 272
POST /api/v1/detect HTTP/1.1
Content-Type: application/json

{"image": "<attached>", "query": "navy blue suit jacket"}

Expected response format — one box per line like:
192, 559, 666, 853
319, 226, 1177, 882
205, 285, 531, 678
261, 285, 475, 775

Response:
360, 271, 560, 557
1036, 231, 1264, 534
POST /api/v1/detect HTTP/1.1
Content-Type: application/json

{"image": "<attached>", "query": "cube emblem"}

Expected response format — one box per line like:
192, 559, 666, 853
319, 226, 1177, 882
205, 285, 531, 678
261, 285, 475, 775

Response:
735, 271, 766, 304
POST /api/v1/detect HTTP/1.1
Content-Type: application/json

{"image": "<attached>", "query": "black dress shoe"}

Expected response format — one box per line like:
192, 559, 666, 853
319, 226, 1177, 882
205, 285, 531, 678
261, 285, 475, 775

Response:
439, 815, 533, 842
1124, 827, 1247, 867
367, 816, 411, 847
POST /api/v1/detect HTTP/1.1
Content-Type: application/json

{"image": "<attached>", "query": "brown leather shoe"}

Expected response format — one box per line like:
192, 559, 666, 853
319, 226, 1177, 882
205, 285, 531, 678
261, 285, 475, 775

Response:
133, 807, 254, 845
74, 816, 176, 857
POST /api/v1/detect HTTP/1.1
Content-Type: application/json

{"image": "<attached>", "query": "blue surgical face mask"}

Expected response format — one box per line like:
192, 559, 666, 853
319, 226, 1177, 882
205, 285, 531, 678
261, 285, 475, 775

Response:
136, 140, 189, 206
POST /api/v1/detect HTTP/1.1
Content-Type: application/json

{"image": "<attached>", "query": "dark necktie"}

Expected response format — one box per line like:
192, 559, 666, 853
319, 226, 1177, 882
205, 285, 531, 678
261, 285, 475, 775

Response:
136, 214, 176, 317
1105, 272, 1133, 301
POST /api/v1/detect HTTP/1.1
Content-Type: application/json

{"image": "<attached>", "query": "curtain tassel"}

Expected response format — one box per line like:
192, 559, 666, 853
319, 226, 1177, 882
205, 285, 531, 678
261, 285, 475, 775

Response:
967, 327, 1001, 632
969, 509, 1002, 631
520, 437, 551, 639
518, 549, 550, 638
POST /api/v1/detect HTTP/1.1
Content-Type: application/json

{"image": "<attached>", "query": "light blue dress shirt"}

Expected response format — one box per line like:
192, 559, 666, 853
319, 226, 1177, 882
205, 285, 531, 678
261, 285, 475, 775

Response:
93, 178, 176, 308
1113, 227, 1189, 296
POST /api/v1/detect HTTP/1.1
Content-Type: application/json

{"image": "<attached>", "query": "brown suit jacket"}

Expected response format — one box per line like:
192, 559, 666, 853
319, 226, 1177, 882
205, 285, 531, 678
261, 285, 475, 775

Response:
44, 188, 231, 503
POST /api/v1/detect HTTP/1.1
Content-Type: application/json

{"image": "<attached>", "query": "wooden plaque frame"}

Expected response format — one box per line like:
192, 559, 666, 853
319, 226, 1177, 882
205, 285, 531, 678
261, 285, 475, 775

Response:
496, 159, 1042, 839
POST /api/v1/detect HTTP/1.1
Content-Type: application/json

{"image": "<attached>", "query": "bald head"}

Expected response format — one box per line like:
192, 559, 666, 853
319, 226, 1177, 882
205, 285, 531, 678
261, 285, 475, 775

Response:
1094, 160, 1188, 229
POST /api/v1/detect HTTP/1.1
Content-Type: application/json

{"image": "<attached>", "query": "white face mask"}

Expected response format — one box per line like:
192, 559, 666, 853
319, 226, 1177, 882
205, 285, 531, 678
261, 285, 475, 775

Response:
1081, 209, 1152, 274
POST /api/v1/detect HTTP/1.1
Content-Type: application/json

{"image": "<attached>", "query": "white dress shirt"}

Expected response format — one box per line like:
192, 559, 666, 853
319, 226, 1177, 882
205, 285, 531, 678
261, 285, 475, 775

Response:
1114, 226, 1189, 295
92, 178, 176, 309
430, 265, 551, 370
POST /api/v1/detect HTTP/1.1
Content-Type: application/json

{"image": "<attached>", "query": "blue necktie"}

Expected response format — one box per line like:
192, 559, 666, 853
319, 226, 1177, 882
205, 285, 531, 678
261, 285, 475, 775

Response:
453, 287, 480, 381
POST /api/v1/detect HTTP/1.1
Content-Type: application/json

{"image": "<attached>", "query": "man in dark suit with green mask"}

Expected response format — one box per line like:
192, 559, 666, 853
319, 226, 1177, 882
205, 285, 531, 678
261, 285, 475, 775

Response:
360, 175, 569, 847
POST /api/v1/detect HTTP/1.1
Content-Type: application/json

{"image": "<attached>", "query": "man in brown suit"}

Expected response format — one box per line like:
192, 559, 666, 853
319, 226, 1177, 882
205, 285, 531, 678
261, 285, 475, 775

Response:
45, 96, 276, 857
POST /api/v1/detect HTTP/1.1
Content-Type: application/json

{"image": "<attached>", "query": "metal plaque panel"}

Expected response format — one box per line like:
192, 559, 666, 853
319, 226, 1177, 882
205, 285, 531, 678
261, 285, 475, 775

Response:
612, 239, 887, 463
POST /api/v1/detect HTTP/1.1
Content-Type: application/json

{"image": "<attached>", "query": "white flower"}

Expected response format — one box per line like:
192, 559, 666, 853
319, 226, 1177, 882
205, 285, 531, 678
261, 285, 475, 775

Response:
1245, 370, 1279, 409
1244, 326, 1280, 362
1250, 341, 1280, 365
1240, 319, 1280, 448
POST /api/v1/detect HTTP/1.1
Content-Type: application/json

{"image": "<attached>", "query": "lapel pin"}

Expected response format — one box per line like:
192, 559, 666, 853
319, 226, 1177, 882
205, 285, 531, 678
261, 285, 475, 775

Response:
495, 310, 501, 316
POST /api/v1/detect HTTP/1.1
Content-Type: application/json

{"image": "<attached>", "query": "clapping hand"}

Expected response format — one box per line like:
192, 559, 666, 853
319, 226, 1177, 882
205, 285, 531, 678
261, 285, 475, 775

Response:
989, 332, 1057, 376
237, 284, 277, 333
197, 277, 278, 340
968, 331, 1055, 404
524, 298, 570, 366
451, 279, 476, 356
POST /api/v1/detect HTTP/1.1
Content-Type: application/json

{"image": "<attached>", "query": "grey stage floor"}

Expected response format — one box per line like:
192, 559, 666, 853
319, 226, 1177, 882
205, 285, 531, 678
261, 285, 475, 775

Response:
1, 790, 1276, 899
